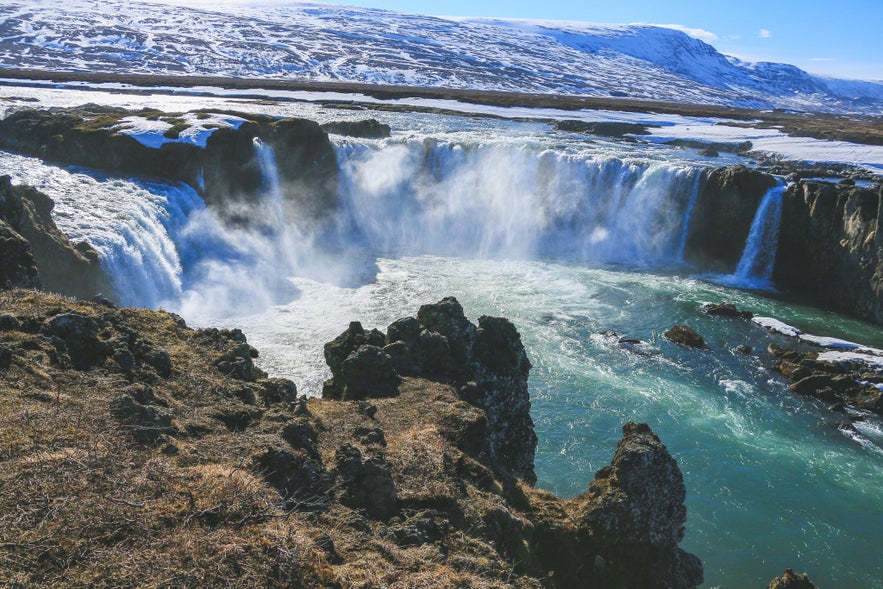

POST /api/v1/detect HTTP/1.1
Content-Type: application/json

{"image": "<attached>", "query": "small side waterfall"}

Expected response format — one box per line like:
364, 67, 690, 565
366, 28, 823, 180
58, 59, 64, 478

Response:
732, 183, 787, 287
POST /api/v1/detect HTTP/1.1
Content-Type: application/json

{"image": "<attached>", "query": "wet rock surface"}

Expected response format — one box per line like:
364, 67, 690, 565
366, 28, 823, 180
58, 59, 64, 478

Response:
664, 324, 705, 348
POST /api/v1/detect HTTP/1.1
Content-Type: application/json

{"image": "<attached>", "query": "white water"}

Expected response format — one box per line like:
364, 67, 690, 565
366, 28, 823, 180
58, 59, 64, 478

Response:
336, 139, 702, 264
3, 125, 882, 589
734, 184, 787, 287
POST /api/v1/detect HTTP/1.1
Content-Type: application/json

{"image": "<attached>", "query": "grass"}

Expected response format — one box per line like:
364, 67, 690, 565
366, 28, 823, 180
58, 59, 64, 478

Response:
0, 289, 562, 588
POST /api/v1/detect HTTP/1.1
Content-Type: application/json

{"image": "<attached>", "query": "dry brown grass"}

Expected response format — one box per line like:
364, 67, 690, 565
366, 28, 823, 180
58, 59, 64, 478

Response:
0, 289, 567, 588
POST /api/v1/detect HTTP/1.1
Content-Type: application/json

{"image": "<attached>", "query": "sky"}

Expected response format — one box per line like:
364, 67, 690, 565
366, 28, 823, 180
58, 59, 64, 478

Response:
160, 0, 883, 80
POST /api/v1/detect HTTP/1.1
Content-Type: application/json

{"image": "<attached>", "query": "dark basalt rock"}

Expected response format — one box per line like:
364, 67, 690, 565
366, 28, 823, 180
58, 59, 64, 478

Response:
322, 297, 537, 484
0, 219, 40, 290
569, 422, 703, 589
767, 569, 819, 589
664, 324, 705, 348
333, 443, 398, 520
321, 119, 391, 139
775, 179, 882, 324
700, 302, 754, 320
684, 166, 778, 271
771, 347, 883, 414
0, 176, 112, 299
109, 393, 177, 443
253, 446, 332, 509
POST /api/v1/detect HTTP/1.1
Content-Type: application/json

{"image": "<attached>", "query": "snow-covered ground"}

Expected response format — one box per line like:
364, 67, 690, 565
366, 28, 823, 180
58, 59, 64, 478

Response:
0, 0, 882, 114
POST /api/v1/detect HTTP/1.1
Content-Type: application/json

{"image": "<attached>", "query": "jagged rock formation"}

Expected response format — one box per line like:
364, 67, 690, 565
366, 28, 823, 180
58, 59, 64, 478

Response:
0, 106, 338, 221
775, 179, 883, 324
0, 291, 702, 587
322, 296, 537, 484
767, 569, 820, 589
663, 324, 705, 348
0, 175, 111, 298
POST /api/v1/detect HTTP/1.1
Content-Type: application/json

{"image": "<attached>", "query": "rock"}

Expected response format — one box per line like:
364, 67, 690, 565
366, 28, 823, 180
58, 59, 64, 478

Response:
252, 446, 331, 509
684, 166, 778, 271
385, 510, 445, 547
0, 343, 12, 369
215, 342, 265, 382
698, 148, 719, 157
0, 220, 40, 290
325, 344, 400, 400
109, 393, 176, 443
321, 119, 391, 139
774, 179, 882, 325
735, 345, 753, 354
281, 418, 320, 459
333, 443, 398, 520
700, 302, 754, 319
571, 422, 703, 589
1, 176, 113, 299
260, 377, 298, 406
321, 297, 537, 483
664, 324, 705, 348
0, 313, 21, 331
44, 312, 105, 370
767, 569, 819, 589
555, 120, 653, 136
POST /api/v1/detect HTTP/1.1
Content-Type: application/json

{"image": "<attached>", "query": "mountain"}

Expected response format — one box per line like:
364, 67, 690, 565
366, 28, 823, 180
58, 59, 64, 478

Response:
0, 0, 882, 113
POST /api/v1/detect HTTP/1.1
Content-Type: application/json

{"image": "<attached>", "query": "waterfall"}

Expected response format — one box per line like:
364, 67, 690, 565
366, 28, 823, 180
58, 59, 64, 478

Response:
676, 173, 703, 261
252, 137, 286, 229
335, 139, 703, 264
732, 184, 787, 288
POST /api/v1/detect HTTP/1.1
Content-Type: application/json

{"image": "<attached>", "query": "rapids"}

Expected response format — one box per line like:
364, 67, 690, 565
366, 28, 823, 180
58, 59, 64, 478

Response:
1, 110, 881, 588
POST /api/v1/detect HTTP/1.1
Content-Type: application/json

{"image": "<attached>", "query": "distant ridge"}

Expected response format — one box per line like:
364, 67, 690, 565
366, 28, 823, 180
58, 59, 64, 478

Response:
0, 0, 881, 114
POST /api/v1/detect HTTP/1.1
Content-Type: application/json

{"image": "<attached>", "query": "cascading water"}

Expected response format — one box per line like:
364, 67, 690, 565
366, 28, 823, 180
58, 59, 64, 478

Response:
252, 137, 286, 229
732, 183, 787, 288
335, 139, 703, 264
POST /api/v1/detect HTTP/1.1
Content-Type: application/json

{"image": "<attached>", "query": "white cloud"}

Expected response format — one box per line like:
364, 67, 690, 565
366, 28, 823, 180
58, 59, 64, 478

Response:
640, 24, 719, 43
810, 57, 834, 62
759, 28, 772, 38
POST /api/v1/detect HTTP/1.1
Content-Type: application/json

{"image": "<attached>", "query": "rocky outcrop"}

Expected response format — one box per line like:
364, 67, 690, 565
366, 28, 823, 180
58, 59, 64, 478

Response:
321, 118, 391, 138
775, 179, 882, 324
0, 106, 338, 222
664, 324, 705, 348
768, 344, 883, 414
684, 165, 778, 270
0, 175, 112, 299
322, 296, 537, 484
767, 569, 819, 589
0, 289, 704, 588
686, 165, 882, 325
567, 422, 704, 588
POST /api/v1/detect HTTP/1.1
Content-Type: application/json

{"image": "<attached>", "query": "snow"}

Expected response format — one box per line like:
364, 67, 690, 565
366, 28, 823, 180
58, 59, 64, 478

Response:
751, 316, 801, 337
1, 0, 882, 114
817, 350, 883, 371
798, 334, 862, 350
111, 112, 246, 149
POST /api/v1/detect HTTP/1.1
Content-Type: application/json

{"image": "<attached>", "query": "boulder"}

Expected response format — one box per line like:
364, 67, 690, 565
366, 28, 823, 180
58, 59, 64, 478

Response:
664, 324, 705, 348
321, 119, 391, 139
767, 569, 819, 589
333, 443, 398, 520
0, 220, 40, 290
570, 422, 703, 589
700, 302, 754, 320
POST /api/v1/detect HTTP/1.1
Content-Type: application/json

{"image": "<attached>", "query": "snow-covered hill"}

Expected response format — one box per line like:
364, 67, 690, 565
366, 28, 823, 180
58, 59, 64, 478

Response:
0, 0, 881, 114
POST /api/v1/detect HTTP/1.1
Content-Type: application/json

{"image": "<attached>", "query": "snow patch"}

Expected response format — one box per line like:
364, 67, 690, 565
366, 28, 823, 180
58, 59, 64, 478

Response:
751, 316, 801, 337
111, 112, 247, 149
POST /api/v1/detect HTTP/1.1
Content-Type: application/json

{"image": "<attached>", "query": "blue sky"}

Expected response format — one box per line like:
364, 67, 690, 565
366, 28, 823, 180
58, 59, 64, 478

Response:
169, 0, 883, 80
